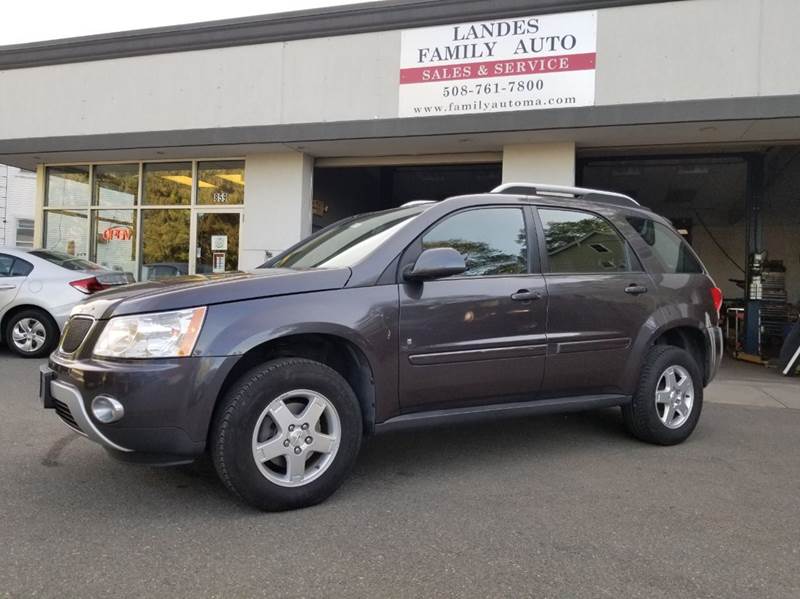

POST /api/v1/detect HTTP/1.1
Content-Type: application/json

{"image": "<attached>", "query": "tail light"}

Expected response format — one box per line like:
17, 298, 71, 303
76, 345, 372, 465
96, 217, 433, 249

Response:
710, 287, 723, 316
70, 277, 109, 295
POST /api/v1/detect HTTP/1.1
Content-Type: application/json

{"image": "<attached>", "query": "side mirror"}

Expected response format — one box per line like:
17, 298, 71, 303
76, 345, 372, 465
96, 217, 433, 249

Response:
404, 247, 467, 281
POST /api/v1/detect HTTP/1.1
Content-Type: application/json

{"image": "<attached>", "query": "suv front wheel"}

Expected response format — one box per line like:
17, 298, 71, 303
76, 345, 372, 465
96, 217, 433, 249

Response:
211, 358, 363, 511
622, 345, 703, 445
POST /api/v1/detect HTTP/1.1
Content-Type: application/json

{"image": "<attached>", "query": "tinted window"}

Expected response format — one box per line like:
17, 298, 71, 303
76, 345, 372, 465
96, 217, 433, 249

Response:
626, 217, 703, 274
28, 249, 103, 272
11, 259, 33, 277
422, 208, 527, 276
272, 206, 424, 269
0, 254, 13, 277
539, 208, 631, 273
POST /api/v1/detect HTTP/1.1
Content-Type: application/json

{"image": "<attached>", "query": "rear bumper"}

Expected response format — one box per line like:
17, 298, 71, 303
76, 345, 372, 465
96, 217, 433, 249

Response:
705, 325, 723, 385
42, 352, 238, 462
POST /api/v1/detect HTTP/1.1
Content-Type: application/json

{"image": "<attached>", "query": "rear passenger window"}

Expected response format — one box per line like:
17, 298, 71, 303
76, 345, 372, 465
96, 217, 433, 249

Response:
626, 217, 703, 274
422, 208, 527, 276
538, 209, 632, 273
11, 259, 33, 277
0, 254, 14, 277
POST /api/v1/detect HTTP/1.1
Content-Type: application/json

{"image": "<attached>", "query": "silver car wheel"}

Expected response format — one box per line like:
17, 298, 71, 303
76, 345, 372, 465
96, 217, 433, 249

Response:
11, 318, 47, 353
251, 389, 342, 488
655, 365, 694, 429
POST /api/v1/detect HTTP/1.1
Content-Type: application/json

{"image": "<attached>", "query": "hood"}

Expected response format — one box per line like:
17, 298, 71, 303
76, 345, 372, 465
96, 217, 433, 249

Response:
70, 267, 352, 320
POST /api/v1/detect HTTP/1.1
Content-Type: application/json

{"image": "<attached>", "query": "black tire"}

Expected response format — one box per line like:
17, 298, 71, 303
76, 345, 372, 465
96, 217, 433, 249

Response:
210, 358, 363, 511
4, 308, 59, 359
622, 345, 703, 445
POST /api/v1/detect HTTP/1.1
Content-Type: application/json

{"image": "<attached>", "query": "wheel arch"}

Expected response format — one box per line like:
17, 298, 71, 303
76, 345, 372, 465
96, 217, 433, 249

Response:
1, 303, 59, 337
651, 325, 707, 384
623, 314, 711, 393
210, 332, 377, 445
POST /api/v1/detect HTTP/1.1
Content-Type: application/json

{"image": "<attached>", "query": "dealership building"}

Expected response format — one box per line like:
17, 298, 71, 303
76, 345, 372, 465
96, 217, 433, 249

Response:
0, 0, 798, 356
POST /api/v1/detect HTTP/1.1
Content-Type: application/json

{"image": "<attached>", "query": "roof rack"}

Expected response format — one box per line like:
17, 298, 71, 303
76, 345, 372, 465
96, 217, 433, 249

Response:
491, 182, 641, 208
401, 199, 437, 207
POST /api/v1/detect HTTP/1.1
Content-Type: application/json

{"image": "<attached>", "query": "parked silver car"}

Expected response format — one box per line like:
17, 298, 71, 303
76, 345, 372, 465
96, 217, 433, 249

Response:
0, 248, 132, 358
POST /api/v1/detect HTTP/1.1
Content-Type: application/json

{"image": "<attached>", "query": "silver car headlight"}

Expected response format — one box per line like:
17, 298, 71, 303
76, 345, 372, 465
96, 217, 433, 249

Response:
93, 307, 206, 359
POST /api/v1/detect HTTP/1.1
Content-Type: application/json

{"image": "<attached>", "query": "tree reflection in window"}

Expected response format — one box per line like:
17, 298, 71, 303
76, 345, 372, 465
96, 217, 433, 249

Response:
539, 209, 630, 273
421, 208, 527, 276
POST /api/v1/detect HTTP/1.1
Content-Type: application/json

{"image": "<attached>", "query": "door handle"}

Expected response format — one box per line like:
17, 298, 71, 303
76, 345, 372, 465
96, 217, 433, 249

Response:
624, 284, 648, 295
511, 289, 542, 301
0, 285, 17, 290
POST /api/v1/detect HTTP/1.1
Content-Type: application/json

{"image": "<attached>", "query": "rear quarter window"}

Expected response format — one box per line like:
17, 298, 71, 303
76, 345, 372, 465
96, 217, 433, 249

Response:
538, 208, 637, 273
626, 217, 703, 274
11, 258, 33, 276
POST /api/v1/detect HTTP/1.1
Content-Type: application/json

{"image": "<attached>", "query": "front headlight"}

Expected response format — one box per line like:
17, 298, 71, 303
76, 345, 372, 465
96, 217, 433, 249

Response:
93, 307, 206, 359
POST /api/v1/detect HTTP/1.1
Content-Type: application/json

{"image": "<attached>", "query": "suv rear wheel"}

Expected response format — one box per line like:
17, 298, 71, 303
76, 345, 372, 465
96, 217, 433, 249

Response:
211, 358, 363, 511
622, 345, 703, 445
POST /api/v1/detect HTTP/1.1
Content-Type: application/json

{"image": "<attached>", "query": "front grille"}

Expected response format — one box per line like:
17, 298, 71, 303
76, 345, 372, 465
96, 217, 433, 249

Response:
53, 398, 82, 433
60, 317, 93, 353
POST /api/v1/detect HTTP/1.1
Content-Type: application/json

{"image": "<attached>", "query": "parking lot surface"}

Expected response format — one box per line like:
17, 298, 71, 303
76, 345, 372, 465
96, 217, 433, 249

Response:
1, 348, 798, 598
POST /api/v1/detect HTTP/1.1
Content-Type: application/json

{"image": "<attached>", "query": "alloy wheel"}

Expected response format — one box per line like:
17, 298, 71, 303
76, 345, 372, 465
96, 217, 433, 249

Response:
251, 389, 341, 487
654, 364, 694, 429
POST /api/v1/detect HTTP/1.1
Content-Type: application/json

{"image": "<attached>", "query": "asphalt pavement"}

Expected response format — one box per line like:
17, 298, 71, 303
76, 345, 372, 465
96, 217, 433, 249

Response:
1, 347, 798, 598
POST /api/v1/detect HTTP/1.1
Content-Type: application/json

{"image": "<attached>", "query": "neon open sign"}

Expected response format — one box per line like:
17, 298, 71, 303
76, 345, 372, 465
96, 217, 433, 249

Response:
101, 226, 133, 241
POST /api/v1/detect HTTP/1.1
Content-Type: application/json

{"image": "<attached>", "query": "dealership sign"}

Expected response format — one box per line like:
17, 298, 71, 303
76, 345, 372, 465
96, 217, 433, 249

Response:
398, 11, 597, 117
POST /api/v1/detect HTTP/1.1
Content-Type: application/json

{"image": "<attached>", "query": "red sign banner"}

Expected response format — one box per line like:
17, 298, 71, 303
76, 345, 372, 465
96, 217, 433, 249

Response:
400, 52, 596, 84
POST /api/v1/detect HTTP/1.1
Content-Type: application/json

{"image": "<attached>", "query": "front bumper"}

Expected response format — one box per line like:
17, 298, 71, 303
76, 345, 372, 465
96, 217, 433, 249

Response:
41, 352, 238, 463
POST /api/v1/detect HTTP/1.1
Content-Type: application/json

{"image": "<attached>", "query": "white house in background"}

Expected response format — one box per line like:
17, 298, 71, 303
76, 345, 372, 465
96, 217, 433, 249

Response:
0, 164, 35, 248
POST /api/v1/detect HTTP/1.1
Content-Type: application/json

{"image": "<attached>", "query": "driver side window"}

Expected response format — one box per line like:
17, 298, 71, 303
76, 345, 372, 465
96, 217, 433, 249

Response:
421, 208, 528, 277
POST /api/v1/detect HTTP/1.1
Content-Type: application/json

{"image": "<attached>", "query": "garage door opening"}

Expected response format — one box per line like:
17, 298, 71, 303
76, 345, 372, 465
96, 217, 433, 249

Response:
581, 151, 800, 363
312, 163, 501, 231
580, 156, 749, 302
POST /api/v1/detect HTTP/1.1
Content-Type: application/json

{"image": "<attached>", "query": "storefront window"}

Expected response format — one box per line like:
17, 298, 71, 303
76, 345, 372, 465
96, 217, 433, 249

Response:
42, 159, 243, 280
43, 209, 89, 258
197, 161, 245, 205
94, 164, 139, 207
141, 209, 190, 280
46, 166, 90, 208
93, 209, 137, 276
143, 162, 192, 205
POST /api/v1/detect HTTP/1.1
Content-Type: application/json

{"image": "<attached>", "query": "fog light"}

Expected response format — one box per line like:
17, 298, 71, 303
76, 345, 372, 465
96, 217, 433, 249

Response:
91, 395, 124, 423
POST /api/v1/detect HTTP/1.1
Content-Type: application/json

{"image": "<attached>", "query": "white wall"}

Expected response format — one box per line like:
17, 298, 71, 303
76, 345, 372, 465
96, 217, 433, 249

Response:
0, 165, 36, 247
502, 143, 575, 185
2, 0, 799, 139
240, 152, 313, 270
594, 0, 800, 104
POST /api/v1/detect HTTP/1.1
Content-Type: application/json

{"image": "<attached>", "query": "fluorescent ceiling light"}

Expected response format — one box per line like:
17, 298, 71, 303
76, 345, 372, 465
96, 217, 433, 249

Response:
160, 175, 214, 188
217, 174, 244, 185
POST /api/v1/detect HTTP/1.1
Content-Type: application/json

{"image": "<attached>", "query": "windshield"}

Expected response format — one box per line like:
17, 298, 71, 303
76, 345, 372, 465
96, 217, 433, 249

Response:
267, 206, 425, 269
28, 249, 104, 272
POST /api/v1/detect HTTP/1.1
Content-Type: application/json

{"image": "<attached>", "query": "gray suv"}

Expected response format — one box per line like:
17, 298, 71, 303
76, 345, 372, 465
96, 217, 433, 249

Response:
40, 183, 723, 511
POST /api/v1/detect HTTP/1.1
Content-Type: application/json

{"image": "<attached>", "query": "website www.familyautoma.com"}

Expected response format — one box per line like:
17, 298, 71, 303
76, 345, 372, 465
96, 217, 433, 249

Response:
411, 95, 578, 115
